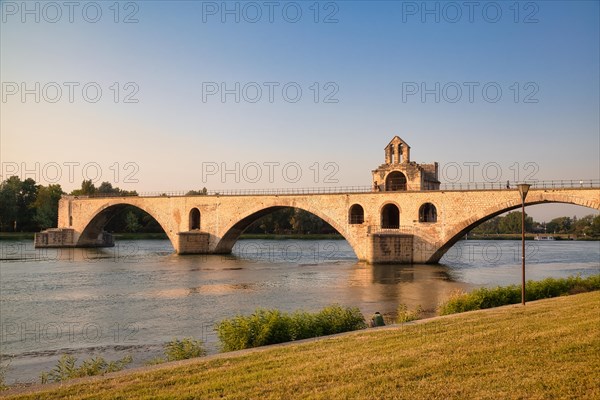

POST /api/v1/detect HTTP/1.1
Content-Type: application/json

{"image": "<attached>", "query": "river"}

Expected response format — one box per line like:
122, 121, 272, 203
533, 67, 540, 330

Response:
1, 238, 598, 384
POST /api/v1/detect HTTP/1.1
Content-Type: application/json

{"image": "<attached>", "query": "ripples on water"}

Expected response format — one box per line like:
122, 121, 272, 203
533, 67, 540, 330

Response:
1, 238, 598, 383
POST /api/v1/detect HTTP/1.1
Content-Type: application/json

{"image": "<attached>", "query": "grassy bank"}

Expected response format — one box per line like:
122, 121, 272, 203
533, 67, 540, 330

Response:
4, 292, 599, 399
0, 233, 34, 240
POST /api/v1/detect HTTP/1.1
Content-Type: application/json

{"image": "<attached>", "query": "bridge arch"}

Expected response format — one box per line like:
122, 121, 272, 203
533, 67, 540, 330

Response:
213, 203, 360, 258
77, 201, 177, 250
428, 191, 600, 263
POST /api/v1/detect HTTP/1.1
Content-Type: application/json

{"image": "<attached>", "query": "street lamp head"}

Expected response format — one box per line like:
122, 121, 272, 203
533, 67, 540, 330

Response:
517, 183, 531, 201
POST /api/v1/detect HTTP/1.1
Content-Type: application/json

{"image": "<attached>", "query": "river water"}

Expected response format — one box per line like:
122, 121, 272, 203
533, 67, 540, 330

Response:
1, 238, 598, 384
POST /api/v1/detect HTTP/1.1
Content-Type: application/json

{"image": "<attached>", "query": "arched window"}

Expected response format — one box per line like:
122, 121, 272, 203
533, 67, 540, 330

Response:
189, 208, 201, 230
349, 204, 364, 224
419, 203, 437, 223
381, 204, 400, 229
385, 171, 407, 191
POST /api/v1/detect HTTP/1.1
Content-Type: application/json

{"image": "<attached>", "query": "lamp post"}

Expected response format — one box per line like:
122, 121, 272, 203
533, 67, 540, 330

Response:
517, 183, 531, 305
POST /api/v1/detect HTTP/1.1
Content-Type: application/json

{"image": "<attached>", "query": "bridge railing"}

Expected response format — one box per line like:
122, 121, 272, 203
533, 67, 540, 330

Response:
439, 179, 600, 191
367, 225, 416, 235
79, 179, 599, 198
84, 186, 374, 198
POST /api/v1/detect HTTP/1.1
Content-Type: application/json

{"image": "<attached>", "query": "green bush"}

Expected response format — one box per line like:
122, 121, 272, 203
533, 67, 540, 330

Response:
396, 304, 423, 323
0, 358, 9, 391
40, 354, 132, 384
316, 305, 366, 336
145, 337, 207, 365
438, 274, 600, 315
165, 337, 207, 361
216, 305, 367, 352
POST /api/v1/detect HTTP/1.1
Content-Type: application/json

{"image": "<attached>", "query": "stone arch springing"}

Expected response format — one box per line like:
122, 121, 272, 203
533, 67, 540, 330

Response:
381, 203, 400, 229
419, 203, 437, 223
385, 171, 407, 191
189, 208, 201, 230
349, 204, 365, 224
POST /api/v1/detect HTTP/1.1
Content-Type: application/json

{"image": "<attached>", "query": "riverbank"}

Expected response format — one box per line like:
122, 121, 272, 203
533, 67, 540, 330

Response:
465, 233, 598, 240
0, 232, 169, 241
4, 291, 598, 399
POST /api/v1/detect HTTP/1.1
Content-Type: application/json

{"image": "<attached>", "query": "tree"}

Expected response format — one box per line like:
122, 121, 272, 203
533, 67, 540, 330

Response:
546, 216, 572, 234
0, 177, 19, 231
71, 180, 96, 196
591, 215, 600, 238
98, 182, 116, 194
18, 178, 39, 231
33, 184, 64, 229
186, 187, 208, 196
497, 211, 533, 234
124, 211, 141, 233
570, 214, 600, 237
0, 176, 39, 231
471, 217, 500, 234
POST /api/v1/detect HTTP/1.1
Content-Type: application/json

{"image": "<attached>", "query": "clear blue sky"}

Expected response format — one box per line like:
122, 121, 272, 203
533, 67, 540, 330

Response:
1, 0, 598, 221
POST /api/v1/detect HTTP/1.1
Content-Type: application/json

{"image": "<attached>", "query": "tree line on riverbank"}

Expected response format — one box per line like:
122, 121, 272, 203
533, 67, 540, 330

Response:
471, 211, 600, 238
0, 176, 598, 237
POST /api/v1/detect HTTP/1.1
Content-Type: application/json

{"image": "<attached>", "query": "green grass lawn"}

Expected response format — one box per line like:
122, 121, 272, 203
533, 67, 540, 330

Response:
4, 292, 599, 399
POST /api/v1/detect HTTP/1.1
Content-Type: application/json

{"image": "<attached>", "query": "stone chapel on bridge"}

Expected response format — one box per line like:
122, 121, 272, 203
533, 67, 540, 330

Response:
371, 136, 440, 192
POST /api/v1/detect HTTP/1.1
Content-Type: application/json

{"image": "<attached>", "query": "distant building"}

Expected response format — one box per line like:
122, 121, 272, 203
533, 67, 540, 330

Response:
372, 136, 440, 191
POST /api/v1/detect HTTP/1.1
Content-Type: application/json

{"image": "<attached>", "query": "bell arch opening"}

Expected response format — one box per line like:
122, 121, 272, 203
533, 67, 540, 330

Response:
385, 171, 407, 191
381, 203, 400, 229
349, 204, 365, 224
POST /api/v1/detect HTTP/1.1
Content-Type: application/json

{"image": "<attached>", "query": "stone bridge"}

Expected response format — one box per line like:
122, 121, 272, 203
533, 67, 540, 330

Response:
36, 185, 600, 264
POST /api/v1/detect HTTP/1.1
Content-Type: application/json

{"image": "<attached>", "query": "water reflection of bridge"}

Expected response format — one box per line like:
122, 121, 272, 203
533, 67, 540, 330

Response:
349, 263, 470, 316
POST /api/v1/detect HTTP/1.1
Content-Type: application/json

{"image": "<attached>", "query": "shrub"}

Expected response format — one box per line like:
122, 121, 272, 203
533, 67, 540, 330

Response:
40, 354, 132, 384
216, 305, 367, 352
396, 304, 423, 323
165, 337, 207, 361
0, 358, 9, 391
438, 274, 600, 316
145, 337, 207, 365
316, 305, 366, 336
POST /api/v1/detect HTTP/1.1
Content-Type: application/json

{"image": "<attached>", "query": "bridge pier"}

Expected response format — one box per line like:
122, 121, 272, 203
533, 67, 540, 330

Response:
367, 234, 414, 263
177, 231, 210, 254
35, 228, 114, 248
